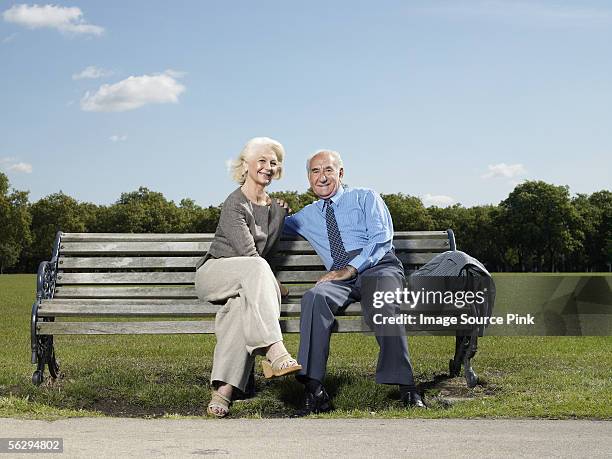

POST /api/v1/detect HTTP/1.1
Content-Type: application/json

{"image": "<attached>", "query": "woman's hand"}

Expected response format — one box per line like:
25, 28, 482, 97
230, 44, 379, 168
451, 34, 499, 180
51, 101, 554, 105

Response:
276, 278, 289, 297
276, 199, 292, 214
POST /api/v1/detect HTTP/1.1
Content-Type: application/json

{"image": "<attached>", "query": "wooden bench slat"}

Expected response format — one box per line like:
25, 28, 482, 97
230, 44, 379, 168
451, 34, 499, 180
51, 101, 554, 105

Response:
61, 233, 216, 242
42, 295, 316, 304
36, 319, 367, 334
56, 272, 196, 285
59, 242, 210, 255
393, 231, 449, 239
286, 285, 314, 296
59, 237, 448, 257
60, 231, 448, 242
276, 271, 327, 283
396, 252, 440, 265
41, 298, 203, 305
59, 257, 202, 269
58, 254, 438, 272
39, 303, 219, 316
36, 317, 455, 335
394, 239, 450, 250
54, 286, 198, 299
270, 255, 324, 267
37, 301, 363, 317
38, 320, 217, 334
53, 286, 341, 299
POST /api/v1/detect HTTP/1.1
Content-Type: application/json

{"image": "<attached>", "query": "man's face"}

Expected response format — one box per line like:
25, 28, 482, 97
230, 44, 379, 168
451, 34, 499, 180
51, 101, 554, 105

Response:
308, 152, 344, 200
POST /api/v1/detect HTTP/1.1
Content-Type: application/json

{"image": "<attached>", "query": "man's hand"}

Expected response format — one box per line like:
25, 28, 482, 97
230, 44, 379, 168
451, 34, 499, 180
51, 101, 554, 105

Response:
276, 198, 293, 214
316, 266, 357, 284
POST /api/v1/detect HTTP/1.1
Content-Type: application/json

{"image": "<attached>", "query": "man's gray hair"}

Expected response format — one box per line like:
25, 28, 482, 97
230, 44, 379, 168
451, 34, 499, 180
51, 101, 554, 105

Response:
306, 149, 343, 172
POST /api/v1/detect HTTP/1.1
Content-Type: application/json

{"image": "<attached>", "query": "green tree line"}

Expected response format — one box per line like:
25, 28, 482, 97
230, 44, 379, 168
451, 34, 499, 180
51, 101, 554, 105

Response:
1, 172, 610, 273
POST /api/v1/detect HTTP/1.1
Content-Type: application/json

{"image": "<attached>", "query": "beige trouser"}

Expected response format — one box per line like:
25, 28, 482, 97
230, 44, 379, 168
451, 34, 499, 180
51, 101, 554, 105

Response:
195, 256, 283, 391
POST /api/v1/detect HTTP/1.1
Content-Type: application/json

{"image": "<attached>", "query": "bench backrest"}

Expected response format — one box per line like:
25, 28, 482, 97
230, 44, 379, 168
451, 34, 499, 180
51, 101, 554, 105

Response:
53, 231, 455, 302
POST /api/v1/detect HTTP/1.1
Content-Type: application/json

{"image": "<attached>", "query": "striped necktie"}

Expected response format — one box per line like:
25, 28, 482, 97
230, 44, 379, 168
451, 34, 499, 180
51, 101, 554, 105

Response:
324, 199, 350, 270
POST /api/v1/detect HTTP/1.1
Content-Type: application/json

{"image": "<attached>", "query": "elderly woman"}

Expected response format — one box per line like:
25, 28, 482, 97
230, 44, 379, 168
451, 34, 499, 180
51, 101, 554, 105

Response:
195, 137, 301, 417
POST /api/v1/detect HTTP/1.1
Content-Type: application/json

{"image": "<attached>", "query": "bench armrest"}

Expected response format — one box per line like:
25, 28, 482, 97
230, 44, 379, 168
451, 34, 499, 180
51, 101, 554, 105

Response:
35, 231, 62, 301
32, 232, 62, 363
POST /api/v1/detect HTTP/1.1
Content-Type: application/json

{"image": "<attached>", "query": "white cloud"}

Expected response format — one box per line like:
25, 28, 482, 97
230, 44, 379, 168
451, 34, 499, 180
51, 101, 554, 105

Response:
80, 71, 186, 112
481, 163, 527, 179
1, 157, 33, 174
225, 159, 233, 172
109, 135, 127, 142
8, 162, 33, 173
73, 65, 113, 80
2, 4, 104, 36
422, 194, 457, 208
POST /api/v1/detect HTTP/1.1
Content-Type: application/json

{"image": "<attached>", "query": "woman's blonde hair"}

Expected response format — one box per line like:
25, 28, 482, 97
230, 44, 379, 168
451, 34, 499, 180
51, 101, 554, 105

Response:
230, 137, 285, 185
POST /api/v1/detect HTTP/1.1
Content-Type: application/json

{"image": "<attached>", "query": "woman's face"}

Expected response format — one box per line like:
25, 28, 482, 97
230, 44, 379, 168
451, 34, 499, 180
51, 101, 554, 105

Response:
244, 145, 279, 188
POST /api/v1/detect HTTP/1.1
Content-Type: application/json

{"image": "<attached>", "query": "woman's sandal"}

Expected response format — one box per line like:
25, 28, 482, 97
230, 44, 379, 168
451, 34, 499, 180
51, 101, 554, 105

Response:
261, 353, 302, 379
207, 391, 231, 418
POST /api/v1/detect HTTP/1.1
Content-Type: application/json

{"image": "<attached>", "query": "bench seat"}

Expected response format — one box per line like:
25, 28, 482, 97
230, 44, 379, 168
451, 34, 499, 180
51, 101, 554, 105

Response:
32, 230, 485, 387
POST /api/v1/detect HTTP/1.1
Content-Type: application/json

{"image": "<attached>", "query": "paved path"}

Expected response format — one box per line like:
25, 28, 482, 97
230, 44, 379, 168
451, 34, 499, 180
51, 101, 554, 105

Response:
1, 418, 610, 458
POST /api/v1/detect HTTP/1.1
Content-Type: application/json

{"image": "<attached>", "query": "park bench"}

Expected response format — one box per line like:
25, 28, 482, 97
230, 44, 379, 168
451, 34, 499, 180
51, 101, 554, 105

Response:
31, 229, 482, 388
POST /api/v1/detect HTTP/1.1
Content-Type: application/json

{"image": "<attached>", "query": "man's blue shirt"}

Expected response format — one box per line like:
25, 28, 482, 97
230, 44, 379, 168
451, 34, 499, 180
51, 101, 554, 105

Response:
284, 186, 394, 273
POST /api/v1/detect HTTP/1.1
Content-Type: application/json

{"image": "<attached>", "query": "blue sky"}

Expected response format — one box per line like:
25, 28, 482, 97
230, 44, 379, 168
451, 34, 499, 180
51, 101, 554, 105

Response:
1, 0, 611, 208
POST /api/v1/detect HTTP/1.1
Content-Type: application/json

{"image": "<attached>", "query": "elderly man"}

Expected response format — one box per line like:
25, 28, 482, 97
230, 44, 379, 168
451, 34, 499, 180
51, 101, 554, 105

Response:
284, 150, 425, 415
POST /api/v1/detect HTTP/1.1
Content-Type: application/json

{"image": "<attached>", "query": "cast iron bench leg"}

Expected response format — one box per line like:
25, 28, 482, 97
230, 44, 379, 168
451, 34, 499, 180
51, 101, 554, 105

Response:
47, 335, 61, 379
32, 333, 60, 385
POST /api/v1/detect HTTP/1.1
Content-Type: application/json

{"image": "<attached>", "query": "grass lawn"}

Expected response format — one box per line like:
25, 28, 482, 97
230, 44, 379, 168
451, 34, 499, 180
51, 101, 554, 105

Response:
0, 274, 610, 420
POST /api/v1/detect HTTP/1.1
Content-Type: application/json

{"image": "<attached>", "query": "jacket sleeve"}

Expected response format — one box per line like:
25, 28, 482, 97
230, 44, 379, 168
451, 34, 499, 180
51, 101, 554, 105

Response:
219, 199, 259, 257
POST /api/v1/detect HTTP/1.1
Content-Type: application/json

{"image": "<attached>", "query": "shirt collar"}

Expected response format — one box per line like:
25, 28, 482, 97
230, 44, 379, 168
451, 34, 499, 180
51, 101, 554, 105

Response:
316, 184, 346, 211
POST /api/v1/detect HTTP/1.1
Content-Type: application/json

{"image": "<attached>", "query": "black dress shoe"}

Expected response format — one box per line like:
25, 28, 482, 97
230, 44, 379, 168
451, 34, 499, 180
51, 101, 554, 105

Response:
295, 387, 332, 417
402, 391, 427, 409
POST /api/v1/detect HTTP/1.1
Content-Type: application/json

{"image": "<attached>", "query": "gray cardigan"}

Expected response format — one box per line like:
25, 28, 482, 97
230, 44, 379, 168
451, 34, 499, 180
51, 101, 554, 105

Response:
196, 187, 286, 269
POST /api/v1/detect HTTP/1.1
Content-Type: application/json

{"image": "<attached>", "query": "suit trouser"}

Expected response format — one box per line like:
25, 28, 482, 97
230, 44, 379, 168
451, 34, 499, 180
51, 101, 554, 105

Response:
297, 251, 416, 386
195, 257, 283, 392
